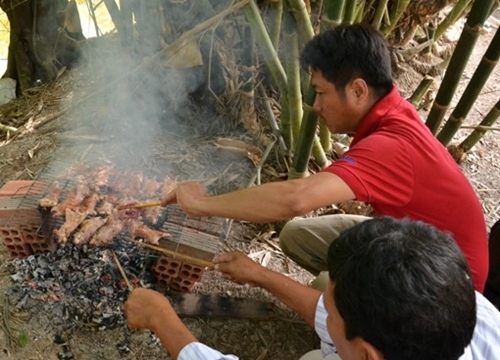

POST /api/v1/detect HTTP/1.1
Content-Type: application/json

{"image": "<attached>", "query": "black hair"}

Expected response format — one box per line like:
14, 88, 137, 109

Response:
328, 217, 476, 360
300, 23, 393, 98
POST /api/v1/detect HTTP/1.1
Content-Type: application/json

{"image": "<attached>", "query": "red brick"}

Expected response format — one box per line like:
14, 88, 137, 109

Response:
0, 180, 48, 197
179, 263, 205, 282
169, 277, 196, 292
1, 228, 33, 258
153, 256, 182, 278
0, 197, 42, 227
30, 242, 57, 254
152, 256, 206, 292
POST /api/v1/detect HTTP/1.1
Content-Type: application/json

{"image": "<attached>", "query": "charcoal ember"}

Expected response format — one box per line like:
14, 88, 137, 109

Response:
7, 240, 156, 329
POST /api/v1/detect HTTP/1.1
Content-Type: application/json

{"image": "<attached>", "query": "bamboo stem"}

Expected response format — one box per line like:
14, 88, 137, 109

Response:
383, 0, 411, 37
268, 0, 283, 50
459, 99, 500, 153
244, 0, 288, 94
283, 12, 302, 143
258, 84, 288, 154
111, 250, 133, 291
127, 238, 215, 269
408, 75, 434, 107
117, 201, 161, 210
437, 25, 500, 144
435, 0, 472, 41
426, 0, 497, 134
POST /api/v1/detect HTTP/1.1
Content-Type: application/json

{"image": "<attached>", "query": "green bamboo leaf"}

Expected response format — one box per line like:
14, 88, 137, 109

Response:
19, 332, 28, 347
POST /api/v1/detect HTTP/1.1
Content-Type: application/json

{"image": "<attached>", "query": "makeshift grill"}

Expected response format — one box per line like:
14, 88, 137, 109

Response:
1, 157, 230, 293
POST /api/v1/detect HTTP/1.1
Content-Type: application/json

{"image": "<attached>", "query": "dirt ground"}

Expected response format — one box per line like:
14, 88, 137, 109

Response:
0, 19, 499, 360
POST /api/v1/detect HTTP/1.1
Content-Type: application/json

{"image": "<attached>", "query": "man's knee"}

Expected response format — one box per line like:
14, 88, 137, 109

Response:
279, 219, 303, 254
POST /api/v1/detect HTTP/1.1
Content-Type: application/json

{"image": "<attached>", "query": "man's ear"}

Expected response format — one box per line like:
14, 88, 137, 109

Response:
348, 78, 369, 101
360, 341, 384, 360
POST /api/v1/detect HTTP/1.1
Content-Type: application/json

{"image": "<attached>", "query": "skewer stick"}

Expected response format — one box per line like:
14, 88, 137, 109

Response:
117, 201, 162, 210
126, 238, 215, 269
111, 250, 134, 292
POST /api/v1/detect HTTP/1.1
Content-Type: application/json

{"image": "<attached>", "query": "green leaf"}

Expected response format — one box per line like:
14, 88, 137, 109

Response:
19, 333, 28, 347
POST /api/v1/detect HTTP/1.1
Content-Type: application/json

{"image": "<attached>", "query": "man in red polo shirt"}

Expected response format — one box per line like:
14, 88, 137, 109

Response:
161, 24, 488, 292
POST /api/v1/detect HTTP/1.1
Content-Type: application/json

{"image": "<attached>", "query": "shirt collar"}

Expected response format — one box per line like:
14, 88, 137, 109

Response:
351, 85, 402, 146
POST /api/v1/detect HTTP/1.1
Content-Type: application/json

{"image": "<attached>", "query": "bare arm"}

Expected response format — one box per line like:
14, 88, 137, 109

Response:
214, 251, 322, 328
161, 172, 355, 223
123, 288, 197, 359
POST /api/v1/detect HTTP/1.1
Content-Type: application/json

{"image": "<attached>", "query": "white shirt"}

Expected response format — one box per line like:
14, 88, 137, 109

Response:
178, 291, 500, 359
313, 291, 500, 360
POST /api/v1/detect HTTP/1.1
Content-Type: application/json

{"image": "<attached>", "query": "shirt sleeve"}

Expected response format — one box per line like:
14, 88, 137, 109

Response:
178, 342, 239, 360
466, 291, 500, 360
324, 134, 414, 206
315, 294, 337, 357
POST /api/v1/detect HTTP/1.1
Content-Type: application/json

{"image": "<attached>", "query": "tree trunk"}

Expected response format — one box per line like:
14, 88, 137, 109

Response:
0, 0, 85, 94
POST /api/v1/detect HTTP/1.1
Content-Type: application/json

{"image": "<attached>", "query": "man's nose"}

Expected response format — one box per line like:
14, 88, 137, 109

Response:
312, 96, 320, 113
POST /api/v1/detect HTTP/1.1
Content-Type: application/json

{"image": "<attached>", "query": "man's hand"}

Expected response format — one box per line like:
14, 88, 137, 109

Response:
123, 288, 198, 358
123, 288, 172, 330
213, 251, 267, 287
160, 181, 208, 216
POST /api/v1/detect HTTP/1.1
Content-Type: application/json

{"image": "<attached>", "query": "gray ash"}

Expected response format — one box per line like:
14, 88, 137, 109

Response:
7, 240, 157, 329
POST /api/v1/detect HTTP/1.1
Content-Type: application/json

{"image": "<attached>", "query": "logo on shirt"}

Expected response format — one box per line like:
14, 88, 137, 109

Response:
338, 155, 356, 165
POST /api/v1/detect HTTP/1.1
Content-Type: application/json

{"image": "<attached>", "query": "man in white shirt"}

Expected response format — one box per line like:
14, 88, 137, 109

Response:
123, 217, 500, 359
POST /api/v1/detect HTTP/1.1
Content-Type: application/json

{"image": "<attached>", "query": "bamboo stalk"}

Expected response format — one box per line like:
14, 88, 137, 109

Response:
437, 25, 500, 145
258, 84, 288, 155
290, 88, 317, 178
426, 0, 497, 134
244, 0, 288, 94
117, 201, 161, 210
460, 125, 500, 131
111, 250, 133, 291
343, 0, 357, 24
383, 0, 411, 37
435, 0, 473, 41
283, 12, 303, 143
323, 0, 345, 29
408, 75, 434, 107
286, 0, 315, 46
127, 238, 215, 269
268, 0, 283, 50
459, 98, 500, 153
355, 0, 366, 23
319, 122, 332, 152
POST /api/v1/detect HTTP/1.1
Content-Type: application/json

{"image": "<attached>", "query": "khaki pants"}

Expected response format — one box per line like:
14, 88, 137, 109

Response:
280, 214, 370, 275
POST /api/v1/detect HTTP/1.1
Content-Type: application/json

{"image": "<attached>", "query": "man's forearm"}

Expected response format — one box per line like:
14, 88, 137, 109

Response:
191, 181, 302, 223
254, 268, 322, 328
150, 305, 198, 359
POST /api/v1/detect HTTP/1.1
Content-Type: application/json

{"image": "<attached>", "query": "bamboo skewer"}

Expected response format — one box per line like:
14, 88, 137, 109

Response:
126, 238, 215, 269
117, 200, 162, 210
111, 250, 134, 292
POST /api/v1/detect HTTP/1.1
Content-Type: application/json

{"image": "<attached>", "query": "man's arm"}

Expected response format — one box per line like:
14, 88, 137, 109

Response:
124, 289, 238, 359
123, 288, 197, 359
214, 251, 322, 328
161, 172, 355, 223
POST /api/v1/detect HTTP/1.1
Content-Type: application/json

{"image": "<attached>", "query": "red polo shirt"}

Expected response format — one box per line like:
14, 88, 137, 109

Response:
324, 86, 488, 292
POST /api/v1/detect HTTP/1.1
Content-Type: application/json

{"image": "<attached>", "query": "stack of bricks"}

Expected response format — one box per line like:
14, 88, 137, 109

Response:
0, 180, 55, 258
152, 255, 207, 292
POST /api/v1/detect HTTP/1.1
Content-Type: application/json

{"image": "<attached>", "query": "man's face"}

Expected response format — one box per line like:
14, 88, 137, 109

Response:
311, 70, 362, 135
325, 282, 375, 360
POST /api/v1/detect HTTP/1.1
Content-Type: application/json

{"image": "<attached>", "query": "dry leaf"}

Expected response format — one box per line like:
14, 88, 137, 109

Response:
162, 37, 203, 68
